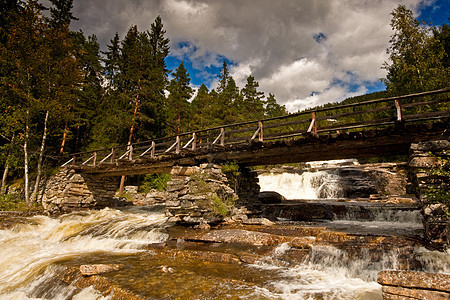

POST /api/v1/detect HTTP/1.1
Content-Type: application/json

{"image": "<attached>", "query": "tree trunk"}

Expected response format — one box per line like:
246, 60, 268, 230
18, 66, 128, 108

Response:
24, 109, 30, 206
1, 133, 14, 195
31, 110, 49, 202
1, 163, 9, 195
60, 120, 68, 154
119, 91, 140, 194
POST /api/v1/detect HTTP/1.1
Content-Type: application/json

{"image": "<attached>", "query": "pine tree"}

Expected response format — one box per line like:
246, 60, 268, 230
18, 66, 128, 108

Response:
212, 61, 240, 124
103, 32, 121, 91
239, 75, 266, 120
190, 84, 211, 129
167, 62, 193, 134
265, 93, 287, 118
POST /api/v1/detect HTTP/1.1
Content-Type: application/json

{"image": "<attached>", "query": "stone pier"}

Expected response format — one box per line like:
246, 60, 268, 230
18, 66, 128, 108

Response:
42, 168, 122, 213
408, 139, 449, 250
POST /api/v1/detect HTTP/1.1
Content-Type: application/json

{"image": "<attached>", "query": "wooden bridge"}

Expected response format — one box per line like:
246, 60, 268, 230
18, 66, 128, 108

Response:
63, 89, 449, 177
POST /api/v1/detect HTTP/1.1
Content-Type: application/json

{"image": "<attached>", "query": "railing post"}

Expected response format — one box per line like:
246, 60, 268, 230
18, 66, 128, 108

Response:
192, 132, 197, 151
72, 156, 76, 166
93, 152, 97, 166
129, 145, 133, 160
308, 111, 317, 134
151, 141, 155, 158
110, 148, 115, 163
395, 99, 403, 121
176, 136, 180, 154
220, 127, 225, 146
258, 121, 263, 142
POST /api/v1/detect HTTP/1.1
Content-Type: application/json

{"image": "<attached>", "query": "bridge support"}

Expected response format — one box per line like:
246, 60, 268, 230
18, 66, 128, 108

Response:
408, 139, 450, 250
42, 168, 123, 213
164, 163, 261, 226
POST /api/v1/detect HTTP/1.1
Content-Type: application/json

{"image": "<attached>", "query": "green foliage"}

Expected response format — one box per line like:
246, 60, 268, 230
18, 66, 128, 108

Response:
0, 194, 30, 211
138, 173, 171, 193
383, 5, 448, 95
210, 194, 230, 216
221, 162, 241, 191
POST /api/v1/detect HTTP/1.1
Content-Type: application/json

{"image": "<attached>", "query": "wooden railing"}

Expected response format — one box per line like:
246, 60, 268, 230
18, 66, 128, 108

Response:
62, 88, 449, 168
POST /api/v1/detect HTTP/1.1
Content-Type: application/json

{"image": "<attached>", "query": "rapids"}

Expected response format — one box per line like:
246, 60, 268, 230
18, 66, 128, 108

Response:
0, 206, 448, 299
0, 207, 168, 299
0, 159, 449, 299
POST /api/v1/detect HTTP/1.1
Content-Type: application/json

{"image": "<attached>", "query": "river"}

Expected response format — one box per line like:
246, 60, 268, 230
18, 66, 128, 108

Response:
0, 162, 449, 299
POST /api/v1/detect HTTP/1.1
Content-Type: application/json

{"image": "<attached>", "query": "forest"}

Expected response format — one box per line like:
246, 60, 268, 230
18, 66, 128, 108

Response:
0, 1, 449, 207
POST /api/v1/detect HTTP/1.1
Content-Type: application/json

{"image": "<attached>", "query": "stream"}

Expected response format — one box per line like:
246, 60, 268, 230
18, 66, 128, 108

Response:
0, 161, 449, 299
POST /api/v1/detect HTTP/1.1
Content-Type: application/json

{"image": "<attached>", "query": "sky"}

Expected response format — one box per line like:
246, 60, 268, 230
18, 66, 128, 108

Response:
68, 0, 449, 112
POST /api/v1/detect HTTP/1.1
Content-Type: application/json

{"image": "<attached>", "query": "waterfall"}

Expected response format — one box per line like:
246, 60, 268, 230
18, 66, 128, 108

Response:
258, 171, 344, 199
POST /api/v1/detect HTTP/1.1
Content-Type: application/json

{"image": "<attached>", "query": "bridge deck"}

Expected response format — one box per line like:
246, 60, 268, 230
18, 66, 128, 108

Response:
72, 121, 449, 176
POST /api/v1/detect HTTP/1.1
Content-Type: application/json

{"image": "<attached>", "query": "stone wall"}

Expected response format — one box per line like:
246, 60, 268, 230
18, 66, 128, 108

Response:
408, 140, 449, 250
42, 168, 123, 213
164, 164, 257, 227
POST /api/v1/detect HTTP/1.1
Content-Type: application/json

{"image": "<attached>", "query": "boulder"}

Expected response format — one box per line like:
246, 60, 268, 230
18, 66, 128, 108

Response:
258, 191, 285, 204
242, 218, 274, 226
378, 270, 450, 300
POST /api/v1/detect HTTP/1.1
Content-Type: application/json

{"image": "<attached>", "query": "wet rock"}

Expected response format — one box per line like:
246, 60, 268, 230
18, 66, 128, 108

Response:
258, 191, 285, 204
242, 218, 274, 226
186, 229, 312, 248
79, 264, 124, 276
262, 202, 333, 221
63, 267, 144, 300
378, 270, 450, 299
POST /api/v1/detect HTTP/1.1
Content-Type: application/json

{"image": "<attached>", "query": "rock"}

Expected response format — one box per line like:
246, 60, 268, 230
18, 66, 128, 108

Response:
165, 200, 180, 207
242, 218, 274, 226
262, 202, 333, 221
410, 140, 449, 152
79, 264, 124, 276
187, 229, 311, 248
167, 216, 181, 223
378, 270, 450, 299
159, 265, 175, 273
409, 156, 439, 168
124, 186, 138, 194
194, 222, 211, 230
171, 166, 200, 176
258, 191, 285, 204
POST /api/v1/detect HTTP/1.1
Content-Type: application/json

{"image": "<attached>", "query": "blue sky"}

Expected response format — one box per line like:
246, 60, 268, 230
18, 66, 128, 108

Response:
70, 0, 449, 112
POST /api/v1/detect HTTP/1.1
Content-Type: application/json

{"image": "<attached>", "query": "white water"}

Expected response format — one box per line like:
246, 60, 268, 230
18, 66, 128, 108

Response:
0, 207, 168, 299
259, 171, 344, 199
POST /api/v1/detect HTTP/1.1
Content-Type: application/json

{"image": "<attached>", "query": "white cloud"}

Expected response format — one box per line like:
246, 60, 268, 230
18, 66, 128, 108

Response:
69, 0, 428, 112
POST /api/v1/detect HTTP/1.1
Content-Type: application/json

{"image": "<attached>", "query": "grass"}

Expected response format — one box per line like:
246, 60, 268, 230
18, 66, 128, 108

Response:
0, 194, 42, 211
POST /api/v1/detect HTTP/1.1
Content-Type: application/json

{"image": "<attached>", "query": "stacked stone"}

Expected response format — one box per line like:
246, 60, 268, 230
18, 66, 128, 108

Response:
165, 164, 249, 227
42, 168, 121, 213
229, 166, 261, 211
408, 140, 449, 250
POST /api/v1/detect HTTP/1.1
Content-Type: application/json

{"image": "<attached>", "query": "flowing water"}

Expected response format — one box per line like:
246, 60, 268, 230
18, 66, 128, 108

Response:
0, 206, 448, 299
1, 160, 449, 299
258, 171, 344, 199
